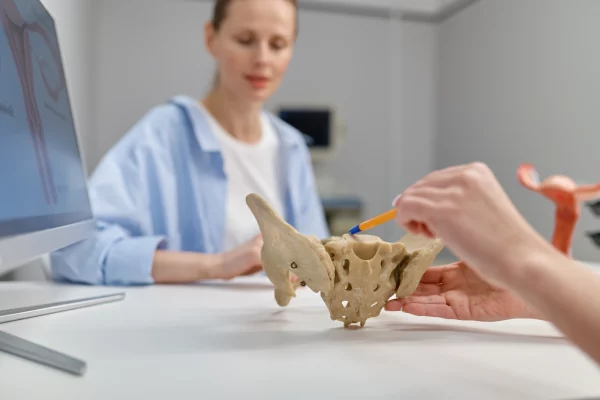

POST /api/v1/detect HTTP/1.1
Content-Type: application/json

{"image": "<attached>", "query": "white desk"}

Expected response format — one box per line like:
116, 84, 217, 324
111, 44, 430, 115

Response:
1, 277, 599, 400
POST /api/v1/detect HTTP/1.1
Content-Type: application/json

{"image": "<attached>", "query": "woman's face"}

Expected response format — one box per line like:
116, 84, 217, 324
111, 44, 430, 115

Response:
205, 0, 296, 103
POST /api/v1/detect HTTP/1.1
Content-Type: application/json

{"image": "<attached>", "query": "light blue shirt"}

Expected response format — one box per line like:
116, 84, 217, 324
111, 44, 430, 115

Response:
50, 95, 329, 285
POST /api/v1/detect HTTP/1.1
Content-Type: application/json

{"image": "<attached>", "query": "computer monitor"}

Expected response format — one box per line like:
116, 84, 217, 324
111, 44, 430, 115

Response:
276, 104, 342, 162
0, 0, 125, 376
0, 0, 95, 276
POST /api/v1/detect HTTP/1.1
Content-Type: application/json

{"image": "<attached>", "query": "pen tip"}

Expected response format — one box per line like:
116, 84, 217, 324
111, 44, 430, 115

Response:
349, 225, 360, 235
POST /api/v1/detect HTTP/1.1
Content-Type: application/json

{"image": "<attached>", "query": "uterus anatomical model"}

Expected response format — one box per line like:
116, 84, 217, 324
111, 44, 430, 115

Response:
517, 163, 600, 256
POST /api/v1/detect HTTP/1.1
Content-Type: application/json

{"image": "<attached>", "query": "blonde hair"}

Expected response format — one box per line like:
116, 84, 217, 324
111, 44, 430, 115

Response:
211, 0, 298, 33
210, 0, 298, 89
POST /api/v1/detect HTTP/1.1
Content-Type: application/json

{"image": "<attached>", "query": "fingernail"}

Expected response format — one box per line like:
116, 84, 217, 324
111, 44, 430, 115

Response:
391, 194, 402, 207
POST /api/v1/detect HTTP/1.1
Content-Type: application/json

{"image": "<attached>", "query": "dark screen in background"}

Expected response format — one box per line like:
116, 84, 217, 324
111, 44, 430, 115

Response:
278, 109, 331, 148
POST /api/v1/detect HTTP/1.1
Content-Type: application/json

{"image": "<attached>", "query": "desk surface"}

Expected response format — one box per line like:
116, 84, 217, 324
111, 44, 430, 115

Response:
1, 278, 599, 400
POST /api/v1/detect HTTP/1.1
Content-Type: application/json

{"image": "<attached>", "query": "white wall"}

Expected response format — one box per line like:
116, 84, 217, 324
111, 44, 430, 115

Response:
398, 21, 437, 204
437, 0, 600, 262
92, 0, 437, 242
301, 0, 444, 13
40, 0, 97, 174
385, 20, 438, 241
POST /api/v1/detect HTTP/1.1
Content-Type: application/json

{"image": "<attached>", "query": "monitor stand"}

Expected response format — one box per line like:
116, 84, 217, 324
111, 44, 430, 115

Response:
0, 290, 125, 324
0, 288, 125, 376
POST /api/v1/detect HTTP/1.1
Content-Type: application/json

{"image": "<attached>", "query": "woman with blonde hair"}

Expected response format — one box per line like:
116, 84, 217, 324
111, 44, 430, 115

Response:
51, 0, 328, 285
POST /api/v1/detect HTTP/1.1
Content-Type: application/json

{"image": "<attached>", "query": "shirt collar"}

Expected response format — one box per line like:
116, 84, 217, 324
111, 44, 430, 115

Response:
170, 95, 304, 152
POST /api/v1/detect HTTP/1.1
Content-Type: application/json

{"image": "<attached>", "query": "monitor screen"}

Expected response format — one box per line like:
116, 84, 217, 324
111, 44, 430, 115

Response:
0, 0, 93, 239
278, 108, 331, 148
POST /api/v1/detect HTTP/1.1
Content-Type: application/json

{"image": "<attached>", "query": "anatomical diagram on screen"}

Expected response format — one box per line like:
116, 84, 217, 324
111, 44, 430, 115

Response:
0, 0, 67, 206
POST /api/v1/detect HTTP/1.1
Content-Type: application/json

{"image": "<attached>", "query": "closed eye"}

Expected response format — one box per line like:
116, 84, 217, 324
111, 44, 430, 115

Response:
236, 36, 253, 46
270, 37, 288, 51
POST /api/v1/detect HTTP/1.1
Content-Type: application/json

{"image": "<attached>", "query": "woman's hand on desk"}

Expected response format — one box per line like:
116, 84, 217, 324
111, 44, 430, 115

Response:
216, 234, 264, 280
385, 261, 542, 321
151, 235, 262, 283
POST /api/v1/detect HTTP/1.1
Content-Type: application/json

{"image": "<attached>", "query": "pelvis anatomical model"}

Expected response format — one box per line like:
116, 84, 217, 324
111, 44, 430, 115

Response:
246, 193, 444, 328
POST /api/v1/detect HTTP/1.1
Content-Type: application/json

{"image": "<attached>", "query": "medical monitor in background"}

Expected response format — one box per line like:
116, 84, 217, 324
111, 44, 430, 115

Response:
0, 0, 95, 277
277, 105, 342, 162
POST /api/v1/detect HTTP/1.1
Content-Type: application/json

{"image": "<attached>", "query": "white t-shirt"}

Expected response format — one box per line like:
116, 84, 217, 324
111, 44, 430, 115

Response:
199, 104, 285, 252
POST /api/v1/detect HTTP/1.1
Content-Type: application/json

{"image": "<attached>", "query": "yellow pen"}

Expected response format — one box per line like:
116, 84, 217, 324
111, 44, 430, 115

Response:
349, 208, 397, 234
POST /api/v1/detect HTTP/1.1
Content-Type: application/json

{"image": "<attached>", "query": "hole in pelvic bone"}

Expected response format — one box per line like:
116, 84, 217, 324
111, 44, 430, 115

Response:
329, 252, 335, 260
391, 256, 411, 285
344, 282, 352, 291
352, 242, 380, 260
391, 254, 404, 264
334, 272, 341, 284
342, 300, 349, 308
374, 284, 380, 292
343, 259, 350, 273
397, 254, 413, 273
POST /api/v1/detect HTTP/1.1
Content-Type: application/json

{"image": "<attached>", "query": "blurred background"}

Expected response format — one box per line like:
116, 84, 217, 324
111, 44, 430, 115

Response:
17, 0, 600, 275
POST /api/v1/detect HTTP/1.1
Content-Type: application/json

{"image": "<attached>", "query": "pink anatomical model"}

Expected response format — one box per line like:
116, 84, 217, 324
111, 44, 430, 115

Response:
517, 163, 600, 257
